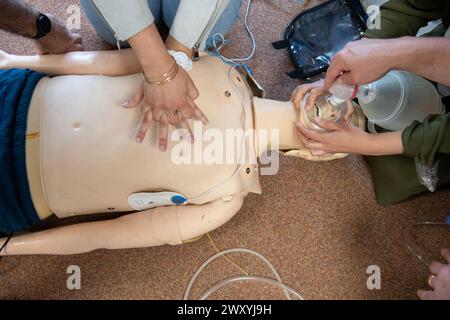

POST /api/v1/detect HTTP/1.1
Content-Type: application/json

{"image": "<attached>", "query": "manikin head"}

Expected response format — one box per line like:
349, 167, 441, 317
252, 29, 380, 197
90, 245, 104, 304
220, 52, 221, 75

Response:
181, 55, 366, 162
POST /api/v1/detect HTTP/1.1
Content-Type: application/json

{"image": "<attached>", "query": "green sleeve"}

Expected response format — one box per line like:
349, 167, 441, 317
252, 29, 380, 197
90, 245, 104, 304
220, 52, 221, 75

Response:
402, 113, 450, 167
363, 0, 445, 38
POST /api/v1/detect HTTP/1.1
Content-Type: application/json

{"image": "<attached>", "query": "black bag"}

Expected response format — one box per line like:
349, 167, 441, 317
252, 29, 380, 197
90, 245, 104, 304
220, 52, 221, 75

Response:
273, 0, 367, 80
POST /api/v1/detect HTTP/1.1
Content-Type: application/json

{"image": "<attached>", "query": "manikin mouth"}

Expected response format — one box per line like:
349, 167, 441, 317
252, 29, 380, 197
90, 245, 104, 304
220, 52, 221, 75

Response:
300, 93, 350, 132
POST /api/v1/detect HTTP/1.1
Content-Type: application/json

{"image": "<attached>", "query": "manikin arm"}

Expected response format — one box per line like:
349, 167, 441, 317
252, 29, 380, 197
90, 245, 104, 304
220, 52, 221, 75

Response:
0, 195, 244, 256
0, 48, 142, 76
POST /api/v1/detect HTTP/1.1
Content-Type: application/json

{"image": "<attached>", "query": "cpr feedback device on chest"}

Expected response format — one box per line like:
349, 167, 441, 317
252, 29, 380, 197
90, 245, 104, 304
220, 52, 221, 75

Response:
128, 192, 188, 211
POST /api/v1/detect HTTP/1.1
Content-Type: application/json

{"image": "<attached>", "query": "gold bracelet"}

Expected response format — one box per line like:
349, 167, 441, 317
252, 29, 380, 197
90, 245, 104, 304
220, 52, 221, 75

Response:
143, 57, 179, 86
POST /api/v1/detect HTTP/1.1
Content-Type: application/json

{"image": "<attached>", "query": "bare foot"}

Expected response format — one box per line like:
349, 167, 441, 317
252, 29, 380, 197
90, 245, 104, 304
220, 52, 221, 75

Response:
36, 13, 83, 54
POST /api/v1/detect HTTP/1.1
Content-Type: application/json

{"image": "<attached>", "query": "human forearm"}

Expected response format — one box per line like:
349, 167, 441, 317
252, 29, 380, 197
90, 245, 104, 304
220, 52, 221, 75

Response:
166, 35, 195, 59
395, 37, 450, 86
0, 0, 83, 54
296, 117, 405, 156
128, 24, 174, 77
365, 131, 405, 156
370, 37, 450, 86
0, 0, 38, 38
325, 36, 450, 89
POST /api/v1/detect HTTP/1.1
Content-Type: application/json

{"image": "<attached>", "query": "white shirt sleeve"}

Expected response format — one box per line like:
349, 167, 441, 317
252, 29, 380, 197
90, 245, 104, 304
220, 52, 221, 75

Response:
169, 0, 230, 50
92, 0, 155, 41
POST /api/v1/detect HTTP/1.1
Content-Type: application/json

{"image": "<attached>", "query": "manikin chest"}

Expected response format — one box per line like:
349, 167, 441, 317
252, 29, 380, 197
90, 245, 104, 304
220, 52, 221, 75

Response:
39, 61, 260, 217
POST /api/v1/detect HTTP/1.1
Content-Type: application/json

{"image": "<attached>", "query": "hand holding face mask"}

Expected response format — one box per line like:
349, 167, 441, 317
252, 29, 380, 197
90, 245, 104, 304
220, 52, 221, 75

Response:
291, 80, 404, 157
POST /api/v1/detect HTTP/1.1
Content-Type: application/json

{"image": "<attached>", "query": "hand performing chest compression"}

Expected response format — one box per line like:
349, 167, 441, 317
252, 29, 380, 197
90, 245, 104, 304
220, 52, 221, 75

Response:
121, 26, 208, 152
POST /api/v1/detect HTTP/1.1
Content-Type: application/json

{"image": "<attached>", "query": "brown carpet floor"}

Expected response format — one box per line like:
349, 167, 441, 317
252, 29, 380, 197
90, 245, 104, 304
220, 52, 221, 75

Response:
1, 0, 449, 300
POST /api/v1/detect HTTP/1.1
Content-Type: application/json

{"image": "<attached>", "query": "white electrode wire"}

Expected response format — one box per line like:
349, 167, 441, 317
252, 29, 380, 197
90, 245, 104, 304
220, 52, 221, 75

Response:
187, 66, 249, 203
187, 0, 257, 203
184, 248, 305, 300
210, 0, 256, 66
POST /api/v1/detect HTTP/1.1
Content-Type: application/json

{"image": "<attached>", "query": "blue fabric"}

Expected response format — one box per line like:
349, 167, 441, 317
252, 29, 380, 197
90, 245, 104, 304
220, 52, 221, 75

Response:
81, 0, 242, 49
0, 69, 46, 234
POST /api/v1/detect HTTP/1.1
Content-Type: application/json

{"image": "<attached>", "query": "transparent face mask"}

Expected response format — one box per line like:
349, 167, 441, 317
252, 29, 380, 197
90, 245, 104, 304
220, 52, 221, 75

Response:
301, 93, 352, 132
285, 97, 366, 161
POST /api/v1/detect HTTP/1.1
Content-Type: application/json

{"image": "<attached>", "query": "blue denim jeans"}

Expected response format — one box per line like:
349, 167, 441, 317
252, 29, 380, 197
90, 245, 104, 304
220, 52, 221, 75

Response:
81, 0, 242, 49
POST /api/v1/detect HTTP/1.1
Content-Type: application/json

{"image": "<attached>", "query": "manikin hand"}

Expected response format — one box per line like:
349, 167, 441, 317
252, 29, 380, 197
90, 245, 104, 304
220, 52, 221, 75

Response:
418, 249, 450, 300
36, 13, 83, 54
123, 67, 208, 152
323, 38, 396, 90
291, 79, 327, 111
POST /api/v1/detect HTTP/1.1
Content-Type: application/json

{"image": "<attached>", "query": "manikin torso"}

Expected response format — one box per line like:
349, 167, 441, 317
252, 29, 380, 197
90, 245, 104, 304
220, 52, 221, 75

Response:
1, 53, 367, 256
27, 57, 261, 219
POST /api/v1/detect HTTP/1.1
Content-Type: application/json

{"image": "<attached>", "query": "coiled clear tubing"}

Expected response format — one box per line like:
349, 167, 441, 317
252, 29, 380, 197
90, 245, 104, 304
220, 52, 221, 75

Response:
184, 248, 305, 300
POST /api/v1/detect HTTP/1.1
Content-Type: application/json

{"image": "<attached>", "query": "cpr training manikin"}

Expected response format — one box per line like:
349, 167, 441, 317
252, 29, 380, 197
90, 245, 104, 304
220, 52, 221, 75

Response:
0, 49, 365, 256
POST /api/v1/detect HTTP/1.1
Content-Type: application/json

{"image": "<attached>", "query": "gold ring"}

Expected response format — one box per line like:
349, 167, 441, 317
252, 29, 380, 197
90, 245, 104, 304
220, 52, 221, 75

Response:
428, 275, 436, 288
